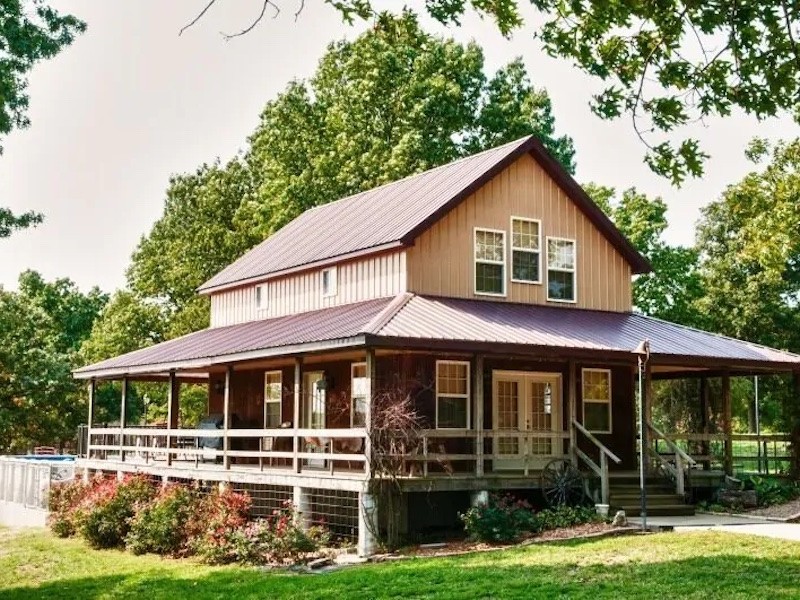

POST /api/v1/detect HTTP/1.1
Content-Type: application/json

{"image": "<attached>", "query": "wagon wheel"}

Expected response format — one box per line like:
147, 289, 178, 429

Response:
540, 459, 585, 507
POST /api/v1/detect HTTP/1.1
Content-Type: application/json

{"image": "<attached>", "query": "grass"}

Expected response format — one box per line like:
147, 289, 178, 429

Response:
1, 528, 799, 599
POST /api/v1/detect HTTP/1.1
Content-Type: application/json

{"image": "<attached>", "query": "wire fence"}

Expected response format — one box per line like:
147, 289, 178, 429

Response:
0, 457, 76, 510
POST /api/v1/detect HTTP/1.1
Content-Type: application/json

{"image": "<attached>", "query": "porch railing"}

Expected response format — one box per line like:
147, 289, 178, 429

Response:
646, 422, 697, 496
571, 420, 621, 505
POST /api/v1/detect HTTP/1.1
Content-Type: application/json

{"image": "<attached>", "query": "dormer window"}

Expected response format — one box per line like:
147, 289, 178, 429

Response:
255, 284, 269, 311
547, 238, 576, 303
322, 267, 338, 297
474, 228, 506, 296
511, 217, 541, 284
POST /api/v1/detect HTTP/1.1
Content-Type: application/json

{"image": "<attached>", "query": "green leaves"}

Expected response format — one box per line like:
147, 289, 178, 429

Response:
0, 207, 42, 238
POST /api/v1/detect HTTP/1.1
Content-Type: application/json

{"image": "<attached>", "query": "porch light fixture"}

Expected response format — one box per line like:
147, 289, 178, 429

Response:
544, 383, 552, 415
633, 339, 651, 532
316, 374, 333, 391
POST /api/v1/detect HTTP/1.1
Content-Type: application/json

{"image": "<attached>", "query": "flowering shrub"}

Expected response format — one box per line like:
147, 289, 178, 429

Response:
460, 494, 537, 543
48, 479, 90, 538
189, 486, 252, 564
77, 474, 157, 549
534, 505, 602, 531
125, 484, 201, 556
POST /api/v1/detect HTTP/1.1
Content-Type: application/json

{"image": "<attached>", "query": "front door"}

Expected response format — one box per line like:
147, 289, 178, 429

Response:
303, 371, 326, 467
492, 371, 562, 471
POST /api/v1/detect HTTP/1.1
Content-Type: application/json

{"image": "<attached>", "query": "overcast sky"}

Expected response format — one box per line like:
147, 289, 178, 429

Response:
0, 0, 796, 293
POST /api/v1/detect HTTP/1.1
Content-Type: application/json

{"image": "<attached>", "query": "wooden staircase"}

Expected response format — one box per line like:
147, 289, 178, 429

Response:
608, 474, 695, 517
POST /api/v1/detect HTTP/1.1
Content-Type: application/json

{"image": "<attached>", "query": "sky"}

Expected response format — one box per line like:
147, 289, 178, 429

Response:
0, 0, 797, 293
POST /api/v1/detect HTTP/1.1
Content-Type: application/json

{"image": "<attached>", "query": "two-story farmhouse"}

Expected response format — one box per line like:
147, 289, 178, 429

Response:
75, 135, 800, 554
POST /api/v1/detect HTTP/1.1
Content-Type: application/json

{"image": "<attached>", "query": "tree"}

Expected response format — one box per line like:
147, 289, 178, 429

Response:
0, 271, 106, 452
586, 184, 703, 325
0, 1, 85, 237
183, 1, 800, 185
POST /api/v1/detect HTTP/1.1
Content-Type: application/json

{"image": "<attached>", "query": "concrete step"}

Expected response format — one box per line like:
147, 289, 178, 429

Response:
611, 493, 686, 506
616, 504, 695, 517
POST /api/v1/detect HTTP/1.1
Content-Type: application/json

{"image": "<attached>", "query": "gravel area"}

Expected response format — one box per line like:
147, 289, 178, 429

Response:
747, 498, 800, 520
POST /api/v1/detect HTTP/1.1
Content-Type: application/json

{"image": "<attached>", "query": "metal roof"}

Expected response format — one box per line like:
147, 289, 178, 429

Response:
198, 136, 650, 293
75, 294, 800, 379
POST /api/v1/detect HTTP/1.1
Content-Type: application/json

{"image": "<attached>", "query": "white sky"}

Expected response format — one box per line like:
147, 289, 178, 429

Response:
0, 0, 796, 292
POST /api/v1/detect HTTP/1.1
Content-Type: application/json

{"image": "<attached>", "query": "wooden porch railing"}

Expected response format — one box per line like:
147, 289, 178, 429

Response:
646, 422, 697, 496
571, 420, 621, 505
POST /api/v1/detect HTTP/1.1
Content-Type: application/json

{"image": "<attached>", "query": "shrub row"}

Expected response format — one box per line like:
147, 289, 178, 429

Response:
48, 475, 329, 565
459, 493, 603, 543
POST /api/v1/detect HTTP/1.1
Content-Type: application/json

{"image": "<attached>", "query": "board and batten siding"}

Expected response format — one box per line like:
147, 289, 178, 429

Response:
405, 153, 633, 312
209, 250, 407, 327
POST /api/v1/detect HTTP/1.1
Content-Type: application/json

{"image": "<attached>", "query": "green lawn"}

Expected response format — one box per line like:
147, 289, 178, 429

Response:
1, 528, 799, 599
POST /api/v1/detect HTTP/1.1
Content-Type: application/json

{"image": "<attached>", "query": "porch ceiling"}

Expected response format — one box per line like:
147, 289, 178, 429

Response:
74, 293, 800, 380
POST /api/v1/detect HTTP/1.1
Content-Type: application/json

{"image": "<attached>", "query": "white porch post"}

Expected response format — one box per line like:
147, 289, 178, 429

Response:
358, 490, 378, 557
119, 377, 129, 462
166, 370, 178, 466
293, 357, 302, 473
365, 348, 375, 479
568, 360, 577, 466
293, 485, 312, 530
87, 379, 96, 459
474, 354, 484, 476
223, 365, 232, 470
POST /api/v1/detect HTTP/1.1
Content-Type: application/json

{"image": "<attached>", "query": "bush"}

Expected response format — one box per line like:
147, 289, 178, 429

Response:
189, 486, 252, 564
125, 484, 202, 556
77, 474, 157, 549
745, 476, 800, 507
460, 494, 537, 543
48, 479, 90, 538
534, 505, 603, 532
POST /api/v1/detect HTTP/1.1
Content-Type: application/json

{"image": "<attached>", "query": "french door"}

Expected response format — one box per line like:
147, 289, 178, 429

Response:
492, 371, 562, 471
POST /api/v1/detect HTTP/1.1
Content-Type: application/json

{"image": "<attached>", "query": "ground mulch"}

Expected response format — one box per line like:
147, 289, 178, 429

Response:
747, 498, 800, 521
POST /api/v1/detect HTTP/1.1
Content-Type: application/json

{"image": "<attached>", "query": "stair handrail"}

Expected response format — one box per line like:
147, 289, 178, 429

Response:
572, 420, 621, 506
646, 422, 696, 496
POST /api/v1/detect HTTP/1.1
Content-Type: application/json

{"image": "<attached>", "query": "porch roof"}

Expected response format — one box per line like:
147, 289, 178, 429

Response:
74, 294, 800, 379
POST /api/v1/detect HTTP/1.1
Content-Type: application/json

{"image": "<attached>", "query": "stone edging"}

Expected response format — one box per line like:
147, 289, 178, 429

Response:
696, 510, 800, 523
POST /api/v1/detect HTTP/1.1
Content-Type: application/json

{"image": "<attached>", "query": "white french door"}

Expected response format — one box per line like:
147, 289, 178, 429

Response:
492, 371, 562, 471
303, 371, 326, 467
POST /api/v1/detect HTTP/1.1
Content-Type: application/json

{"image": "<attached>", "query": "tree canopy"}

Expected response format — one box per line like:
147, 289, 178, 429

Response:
183, 0, 800, 185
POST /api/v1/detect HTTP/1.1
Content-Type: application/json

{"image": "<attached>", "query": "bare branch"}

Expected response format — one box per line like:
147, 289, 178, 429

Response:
295, 0, 305, 21
222, 0, 278, 40
179, 0, 218, 36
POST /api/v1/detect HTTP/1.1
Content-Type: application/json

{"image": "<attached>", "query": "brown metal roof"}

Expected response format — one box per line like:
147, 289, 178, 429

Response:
374, 296, 800, 368
74, 297, 396, 378
198, 136, 651, 293
75, 294, 800, 379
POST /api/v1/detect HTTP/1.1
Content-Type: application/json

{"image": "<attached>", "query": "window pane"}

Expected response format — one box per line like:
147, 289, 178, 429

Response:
437, 362, 468, 396
438, 396, 467, 428
475, 230, 504, 262
512, 219, 539, 250
352, 397, 366, 427
548, 269, 575, 301
547, 239, 575, 270
512, 250, 539, 282
265, 402, 281, 428
583, 370, 610, 402
476, 262, 504, 294
584, 401, 611, 432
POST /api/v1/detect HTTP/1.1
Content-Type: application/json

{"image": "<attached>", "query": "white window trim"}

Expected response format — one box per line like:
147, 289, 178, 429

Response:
473, 227, 507, 297
350, 362, 367, 428
510, 216, 542, 285
581, 368, 612, 434
546, 236, 578, 304
322, 267, 338, 298
264, 370, 282, 428
255, 283, 269, 311
435, 360, 471, 430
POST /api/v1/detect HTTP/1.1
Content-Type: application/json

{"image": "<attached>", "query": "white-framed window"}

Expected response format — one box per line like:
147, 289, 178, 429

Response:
255, 284, 269, 311
474, 228, 506, 296
511, 217, 541, 284
582, 368, 612, 433
351, 362, 368, 427
264, 370, 282, 428
436, 360, 470, 429
322, 267, 338, 298
546, 237, 577, 303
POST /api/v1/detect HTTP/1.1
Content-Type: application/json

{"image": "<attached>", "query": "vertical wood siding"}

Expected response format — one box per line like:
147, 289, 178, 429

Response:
209, 251, 407, 327
405, 154, 633, 312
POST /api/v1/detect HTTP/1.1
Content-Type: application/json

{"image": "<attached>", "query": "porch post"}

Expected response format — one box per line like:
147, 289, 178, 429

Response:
87, 379, 96, 459
223, 365, 232, 470
699, 377, 710, 471
642, 363, 652, 473
474, 354, 485, 476
365, 348, 376, 479
119, 377, 129, 462
722, 371, 733, 475
166, 370, 179, 466
293, 357, 302, 473
568, 360, 577, 466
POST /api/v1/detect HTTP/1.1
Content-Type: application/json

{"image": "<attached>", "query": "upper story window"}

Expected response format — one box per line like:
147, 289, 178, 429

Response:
582, 368, 612, 433
547, 238, 576, 303
436, 360, 470, 429
322, 267, 338, 298
474, 228, 506, 296
255, 284, 269, 311
511, 217, 541, 284
264, 370, 282, 428
351, 362, 368, 428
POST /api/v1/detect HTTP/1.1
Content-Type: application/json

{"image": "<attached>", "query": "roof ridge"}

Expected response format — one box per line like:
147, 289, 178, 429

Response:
361, 292, 415, 334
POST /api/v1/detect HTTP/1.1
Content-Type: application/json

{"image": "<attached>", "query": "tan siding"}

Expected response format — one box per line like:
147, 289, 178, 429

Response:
406, 154, 633, 311
209, 250, 407, 327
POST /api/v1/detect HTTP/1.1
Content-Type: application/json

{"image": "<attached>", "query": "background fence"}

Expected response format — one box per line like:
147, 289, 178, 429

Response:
0, 457, 76, 510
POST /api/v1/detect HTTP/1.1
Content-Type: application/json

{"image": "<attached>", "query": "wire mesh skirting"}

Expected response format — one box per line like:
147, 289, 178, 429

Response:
306, 488, 359, 543
0, 458, 76, 509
